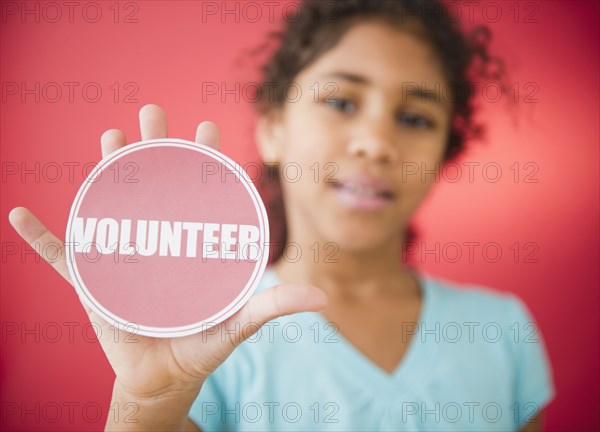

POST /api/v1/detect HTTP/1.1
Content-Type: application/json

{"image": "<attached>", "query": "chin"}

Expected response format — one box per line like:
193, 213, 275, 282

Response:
322, 221, 400, 254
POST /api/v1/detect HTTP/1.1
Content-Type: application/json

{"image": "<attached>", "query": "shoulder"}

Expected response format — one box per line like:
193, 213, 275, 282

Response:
417, 273, 555, 427
419, 271, 548, 368
421, 271, 534, 324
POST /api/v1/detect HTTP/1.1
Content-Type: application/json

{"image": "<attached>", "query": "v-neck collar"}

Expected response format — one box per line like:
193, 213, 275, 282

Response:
263, 267, 440, 396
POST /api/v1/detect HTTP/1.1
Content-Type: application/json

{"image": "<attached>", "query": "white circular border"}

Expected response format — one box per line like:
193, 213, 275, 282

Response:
65, 138, 270, 338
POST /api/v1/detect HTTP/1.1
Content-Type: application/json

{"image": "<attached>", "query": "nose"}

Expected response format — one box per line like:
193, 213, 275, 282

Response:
347, 116, 399, 164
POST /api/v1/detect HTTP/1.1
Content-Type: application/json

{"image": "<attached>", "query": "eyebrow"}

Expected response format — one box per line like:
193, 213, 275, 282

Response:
317, 71, 450, 107
319, 72, 369, 85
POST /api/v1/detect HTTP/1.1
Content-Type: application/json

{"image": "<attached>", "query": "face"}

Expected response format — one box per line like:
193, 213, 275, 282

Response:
257, 20, 453, 253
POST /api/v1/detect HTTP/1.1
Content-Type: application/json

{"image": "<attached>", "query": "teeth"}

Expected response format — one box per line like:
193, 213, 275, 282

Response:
342, 183, 378, 197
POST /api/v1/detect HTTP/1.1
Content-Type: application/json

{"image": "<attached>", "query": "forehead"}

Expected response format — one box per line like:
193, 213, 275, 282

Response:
298, 20, 448, 91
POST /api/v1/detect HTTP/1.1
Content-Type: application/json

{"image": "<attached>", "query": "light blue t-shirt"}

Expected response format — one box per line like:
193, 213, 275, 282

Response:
189, 267, 555, 431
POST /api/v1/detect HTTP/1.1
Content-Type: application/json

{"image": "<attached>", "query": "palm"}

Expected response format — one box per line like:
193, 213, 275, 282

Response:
90, 299, 269, 397
8, 104, 327, 400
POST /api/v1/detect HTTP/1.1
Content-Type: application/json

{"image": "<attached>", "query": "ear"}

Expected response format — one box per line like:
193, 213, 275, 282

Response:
255, 110, 284, 164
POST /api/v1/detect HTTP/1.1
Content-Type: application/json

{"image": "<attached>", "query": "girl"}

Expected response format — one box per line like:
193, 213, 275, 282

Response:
8, 0, 554, 430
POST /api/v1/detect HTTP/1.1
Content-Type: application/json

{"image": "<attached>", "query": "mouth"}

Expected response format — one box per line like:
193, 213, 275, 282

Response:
331, 182, 395, 200
330, 175, 396, 211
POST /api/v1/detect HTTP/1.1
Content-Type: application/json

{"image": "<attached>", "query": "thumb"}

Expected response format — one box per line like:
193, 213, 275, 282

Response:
224, 283, 328, 346
176, 283, 328, 381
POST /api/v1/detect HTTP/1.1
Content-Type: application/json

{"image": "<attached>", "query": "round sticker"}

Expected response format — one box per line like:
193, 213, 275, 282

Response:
65, 138, 269, 338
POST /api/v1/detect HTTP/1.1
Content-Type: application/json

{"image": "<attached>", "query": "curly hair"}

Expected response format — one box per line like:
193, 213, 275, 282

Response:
242, 0, 507, 265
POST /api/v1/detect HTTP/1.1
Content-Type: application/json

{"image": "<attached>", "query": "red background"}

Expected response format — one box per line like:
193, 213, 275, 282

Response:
1, 1, 598, 431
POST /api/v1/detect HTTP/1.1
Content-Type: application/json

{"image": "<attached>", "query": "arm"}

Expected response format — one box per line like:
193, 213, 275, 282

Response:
106, 380, 201, 432
519, 412, 543, 432
184, 418, 202, 432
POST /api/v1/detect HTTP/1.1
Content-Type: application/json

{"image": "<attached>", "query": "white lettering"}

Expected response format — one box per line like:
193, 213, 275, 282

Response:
71, 217, 261, 261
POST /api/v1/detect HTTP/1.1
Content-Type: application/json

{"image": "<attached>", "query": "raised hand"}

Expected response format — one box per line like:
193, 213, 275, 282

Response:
8, 104, 327, 431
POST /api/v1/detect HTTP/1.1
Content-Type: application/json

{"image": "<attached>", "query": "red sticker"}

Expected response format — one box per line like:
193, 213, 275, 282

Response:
65, 139, 269, 338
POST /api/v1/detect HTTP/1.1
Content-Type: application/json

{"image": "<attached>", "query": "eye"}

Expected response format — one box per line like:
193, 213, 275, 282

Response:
323, 98, 357, 113
397, 113, 434, 129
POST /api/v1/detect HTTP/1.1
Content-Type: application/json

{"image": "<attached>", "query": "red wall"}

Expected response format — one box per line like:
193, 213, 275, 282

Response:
1, 1, 598, 431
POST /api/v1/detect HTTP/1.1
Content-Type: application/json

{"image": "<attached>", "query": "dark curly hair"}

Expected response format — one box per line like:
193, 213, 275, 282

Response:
241, 0, 507, 265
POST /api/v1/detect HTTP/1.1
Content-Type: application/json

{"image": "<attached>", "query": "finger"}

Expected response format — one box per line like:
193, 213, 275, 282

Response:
195, 121, 221, 152
8, 207, 93, 315
101, 129, 127, 158
139, 104, 168, 140
228, 283, 328, 345
8, 207, 71, 282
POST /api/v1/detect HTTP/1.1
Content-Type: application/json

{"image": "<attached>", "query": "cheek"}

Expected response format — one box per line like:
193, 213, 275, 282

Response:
280, 108, 342, 174
276, 133, 329, 205
396, 138, 446, 202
